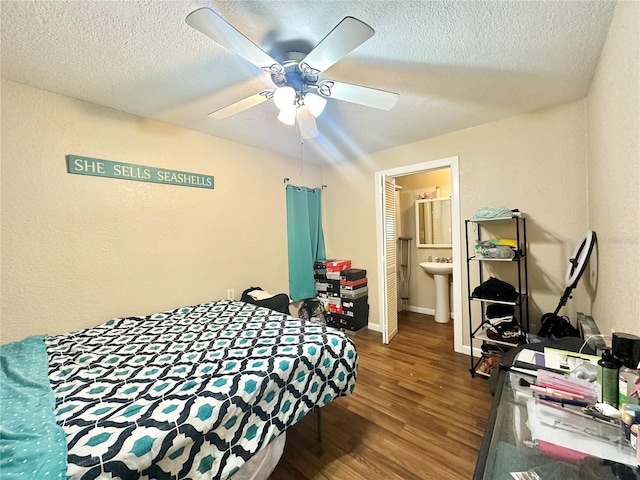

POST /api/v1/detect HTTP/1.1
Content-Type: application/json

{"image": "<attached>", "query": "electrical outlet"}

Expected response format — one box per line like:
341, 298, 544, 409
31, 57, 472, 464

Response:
227, 289, 234, 300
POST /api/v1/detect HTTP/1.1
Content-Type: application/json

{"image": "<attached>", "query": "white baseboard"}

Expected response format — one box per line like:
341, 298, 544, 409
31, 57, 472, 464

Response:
366, 323, 382, 332
405, 305, 435, 316
405, 305, 455, 320
461, 345, 481, 357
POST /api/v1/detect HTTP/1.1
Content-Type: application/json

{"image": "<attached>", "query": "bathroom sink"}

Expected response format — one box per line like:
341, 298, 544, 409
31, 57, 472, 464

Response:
419, 262, 453, 275
419, 262, 453, 323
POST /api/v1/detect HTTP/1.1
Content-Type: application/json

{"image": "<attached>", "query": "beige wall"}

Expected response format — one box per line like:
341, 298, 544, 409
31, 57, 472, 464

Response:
586, 0, 640, 337
323, 99, 590, 345
2, 1, 637, 348
0, 80, 323, 344
322, 0, 640, 343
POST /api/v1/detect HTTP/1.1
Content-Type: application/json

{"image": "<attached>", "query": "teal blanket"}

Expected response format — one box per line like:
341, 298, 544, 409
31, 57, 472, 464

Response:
0, 336, 67, 479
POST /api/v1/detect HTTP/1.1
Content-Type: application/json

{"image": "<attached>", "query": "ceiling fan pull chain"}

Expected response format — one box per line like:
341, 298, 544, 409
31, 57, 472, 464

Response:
298, 129, 304, 175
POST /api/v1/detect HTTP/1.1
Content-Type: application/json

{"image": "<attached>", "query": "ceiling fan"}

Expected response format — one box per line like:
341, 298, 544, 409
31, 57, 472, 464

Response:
185, 7, 399, 139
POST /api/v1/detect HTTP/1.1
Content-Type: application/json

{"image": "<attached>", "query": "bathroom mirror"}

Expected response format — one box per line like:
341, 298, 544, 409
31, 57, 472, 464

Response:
415, 198, 452, 248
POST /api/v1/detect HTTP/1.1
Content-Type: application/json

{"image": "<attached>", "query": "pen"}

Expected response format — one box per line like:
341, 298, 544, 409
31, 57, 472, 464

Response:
536, 395, 589, 407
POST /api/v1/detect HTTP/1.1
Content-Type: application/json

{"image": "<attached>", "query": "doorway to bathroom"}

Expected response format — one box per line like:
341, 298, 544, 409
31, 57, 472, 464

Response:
374, 156, 464, 354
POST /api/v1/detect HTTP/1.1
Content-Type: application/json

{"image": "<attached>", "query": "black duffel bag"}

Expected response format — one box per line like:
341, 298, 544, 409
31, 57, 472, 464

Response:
240, 287, 291, 315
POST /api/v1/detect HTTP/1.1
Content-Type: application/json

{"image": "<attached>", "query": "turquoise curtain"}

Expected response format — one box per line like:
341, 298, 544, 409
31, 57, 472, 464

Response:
286, 185, 326, 301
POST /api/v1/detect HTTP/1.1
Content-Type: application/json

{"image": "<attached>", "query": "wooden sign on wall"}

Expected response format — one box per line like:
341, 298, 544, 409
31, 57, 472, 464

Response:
66, 155, 214, 189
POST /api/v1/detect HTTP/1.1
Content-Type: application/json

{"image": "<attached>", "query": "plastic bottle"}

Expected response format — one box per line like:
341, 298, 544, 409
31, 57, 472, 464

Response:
598, 348, 621, 407
613, 332, 640, 406
619, 362, 640, 406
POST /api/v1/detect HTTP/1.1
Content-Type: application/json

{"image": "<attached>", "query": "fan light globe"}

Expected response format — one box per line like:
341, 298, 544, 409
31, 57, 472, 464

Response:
277, 107, 296, 125
273, 86, 296, 110
297, 106, 319, 138
304, 93, 327, 118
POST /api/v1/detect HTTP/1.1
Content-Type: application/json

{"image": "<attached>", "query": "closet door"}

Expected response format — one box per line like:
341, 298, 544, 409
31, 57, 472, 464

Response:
382, 176, 398, 343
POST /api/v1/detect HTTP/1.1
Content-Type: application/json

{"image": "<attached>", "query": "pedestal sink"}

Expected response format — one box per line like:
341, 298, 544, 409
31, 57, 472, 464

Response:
419, 262, 453, 323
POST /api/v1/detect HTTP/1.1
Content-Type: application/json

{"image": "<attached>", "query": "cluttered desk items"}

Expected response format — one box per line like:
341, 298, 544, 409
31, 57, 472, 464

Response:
476, 368, 640, 480
512, 347, 600, 376
523, 369, 637, 467
527, 397, 637, 466
500, 333, 640, 473
474, 337, 640, 480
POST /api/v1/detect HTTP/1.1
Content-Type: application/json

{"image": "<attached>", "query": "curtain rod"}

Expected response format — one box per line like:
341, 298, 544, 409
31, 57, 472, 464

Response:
283, 178, 326, 189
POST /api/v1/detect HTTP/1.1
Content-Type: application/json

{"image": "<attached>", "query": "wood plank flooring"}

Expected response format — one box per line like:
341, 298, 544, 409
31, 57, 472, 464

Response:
270, 311, 493, 480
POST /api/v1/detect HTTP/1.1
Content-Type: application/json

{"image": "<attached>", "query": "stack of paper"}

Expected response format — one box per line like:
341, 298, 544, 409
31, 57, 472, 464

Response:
527, 398, 637, 466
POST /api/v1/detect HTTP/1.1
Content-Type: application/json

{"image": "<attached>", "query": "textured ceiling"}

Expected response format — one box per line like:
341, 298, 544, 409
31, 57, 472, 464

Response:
1, 0, 616, 164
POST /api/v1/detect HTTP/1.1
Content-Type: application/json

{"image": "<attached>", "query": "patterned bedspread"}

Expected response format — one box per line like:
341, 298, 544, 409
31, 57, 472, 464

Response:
45, 300, 358, 479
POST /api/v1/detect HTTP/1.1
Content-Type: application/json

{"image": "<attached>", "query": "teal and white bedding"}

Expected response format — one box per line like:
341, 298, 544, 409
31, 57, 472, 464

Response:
43, 300, 358, 479
0, 336, 68, 479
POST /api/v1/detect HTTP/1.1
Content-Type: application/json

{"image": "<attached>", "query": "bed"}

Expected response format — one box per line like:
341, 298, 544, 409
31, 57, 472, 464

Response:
0, 299, 358, 479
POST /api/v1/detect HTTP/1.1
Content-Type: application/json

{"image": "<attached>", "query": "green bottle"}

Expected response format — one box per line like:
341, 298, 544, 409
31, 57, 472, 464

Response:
597, 348, 620, 407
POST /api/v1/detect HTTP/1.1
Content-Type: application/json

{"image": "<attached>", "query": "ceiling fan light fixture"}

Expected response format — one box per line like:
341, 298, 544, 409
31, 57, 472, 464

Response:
186, 9, 400, 139
277, 106, 297, 126
304, 93, 327, 118
273, 86, 296, 111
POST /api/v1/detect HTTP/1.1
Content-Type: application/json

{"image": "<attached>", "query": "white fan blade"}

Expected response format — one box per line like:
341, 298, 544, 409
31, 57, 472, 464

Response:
296, 106, 319, 139
299, 17, 374, 76
315, 80, 399, 110
186, 8, 284, 75
208, 89, 274, 119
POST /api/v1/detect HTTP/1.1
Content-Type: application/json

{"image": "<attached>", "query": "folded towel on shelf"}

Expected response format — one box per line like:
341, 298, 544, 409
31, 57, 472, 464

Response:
475, 240, 516, 259
472, 206, 521, 221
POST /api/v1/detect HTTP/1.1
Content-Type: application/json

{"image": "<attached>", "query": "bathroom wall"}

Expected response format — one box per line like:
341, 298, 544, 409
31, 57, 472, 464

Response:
395, 169, 452, 315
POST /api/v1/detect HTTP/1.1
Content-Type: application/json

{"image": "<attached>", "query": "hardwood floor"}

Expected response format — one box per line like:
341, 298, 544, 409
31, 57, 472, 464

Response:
270, 311, 493, 480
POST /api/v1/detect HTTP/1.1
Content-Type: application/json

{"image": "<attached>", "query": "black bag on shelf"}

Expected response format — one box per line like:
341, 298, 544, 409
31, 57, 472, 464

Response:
486, 304, 515, 318
472, 277, 519, 302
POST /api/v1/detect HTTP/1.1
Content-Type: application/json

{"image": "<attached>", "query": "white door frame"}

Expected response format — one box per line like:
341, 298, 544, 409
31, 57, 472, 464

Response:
375, 156, 464, 354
